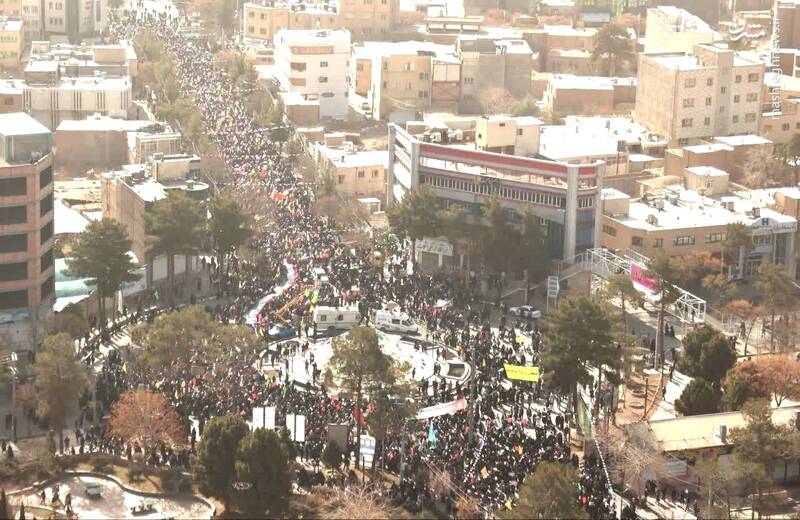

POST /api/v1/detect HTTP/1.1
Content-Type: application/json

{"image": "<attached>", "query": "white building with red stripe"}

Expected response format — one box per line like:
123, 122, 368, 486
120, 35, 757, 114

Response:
387, 124, 605, 264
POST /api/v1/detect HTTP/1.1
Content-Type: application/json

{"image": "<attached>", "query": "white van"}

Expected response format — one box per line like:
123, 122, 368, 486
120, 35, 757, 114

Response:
313, 306, 359, 332
312, 267, 329, 284
374, 310, 419, 334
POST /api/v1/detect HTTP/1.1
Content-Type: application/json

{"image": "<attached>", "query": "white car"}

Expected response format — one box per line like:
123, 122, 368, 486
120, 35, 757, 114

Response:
509, 305, 542, 319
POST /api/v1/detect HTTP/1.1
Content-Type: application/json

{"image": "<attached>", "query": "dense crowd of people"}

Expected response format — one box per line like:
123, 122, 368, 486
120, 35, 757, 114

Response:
97, 4, 619, 517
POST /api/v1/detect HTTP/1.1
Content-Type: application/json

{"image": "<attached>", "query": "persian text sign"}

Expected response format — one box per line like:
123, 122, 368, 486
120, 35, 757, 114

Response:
630, 262, 659, 295
503, 364, 540, 382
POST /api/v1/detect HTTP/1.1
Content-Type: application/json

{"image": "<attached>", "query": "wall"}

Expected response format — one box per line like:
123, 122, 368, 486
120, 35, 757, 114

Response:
54, 129, 127, 175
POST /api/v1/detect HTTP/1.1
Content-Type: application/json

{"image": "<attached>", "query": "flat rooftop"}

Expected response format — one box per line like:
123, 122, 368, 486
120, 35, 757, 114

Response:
651, 5, 713, 33
714, 134, 772, 146
354, 40, 456, 59
0, 112, 51, 136
57, 118, 155, 132
274, 28, 350, 45
322, 146, 389, 168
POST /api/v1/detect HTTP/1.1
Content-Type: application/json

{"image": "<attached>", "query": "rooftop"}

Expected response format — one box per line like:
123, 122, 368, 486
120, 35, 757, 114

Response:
713, 134, 772, 146
0, 19, 24, 32
541, 25, 597, 37
321, 145, 389, 168
243, 0, 339, 14
274, 28, 350, 45
354, 40, 456, 59
57, 118, 157, 133
540, 117, 664, 161
651, 5, 713, 34
0, 112, 51, 137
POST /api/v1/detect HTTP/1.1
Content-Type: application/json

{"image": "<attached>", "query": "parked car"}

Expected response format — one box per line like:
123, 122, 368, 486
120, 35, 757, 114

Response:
509, 305, 542, 319
268, 323, 297, 339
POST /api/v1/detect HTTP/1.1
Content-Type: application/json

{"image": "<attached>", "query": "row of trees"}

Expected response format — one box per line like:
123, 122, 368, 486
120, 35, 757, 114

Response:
68, 191, 251, 320
387, 187, 550, 284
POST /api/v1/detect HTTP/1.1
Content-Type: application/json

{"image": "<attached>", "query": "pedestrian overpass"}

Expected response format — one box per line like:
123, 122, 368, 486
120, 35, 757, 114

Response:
555, 248, 707, 325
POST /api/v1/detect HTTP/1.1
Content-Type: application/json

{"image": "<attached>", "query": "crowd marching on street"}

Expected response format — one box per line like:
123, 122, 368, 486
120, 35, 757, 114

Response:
72, 4, 623, 517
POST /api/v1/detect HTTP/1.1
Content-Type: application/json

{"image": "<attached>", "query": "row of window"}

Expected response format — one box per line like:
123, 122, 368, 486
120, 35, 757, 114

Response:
683, 73, 760, 89
0, 275, 54, 310
682, 92, 758, 108
0, 249, 53, 282
763, 122, 800, 133
420, 173, 595, 209
681, 113, 757, 128
603, 227, 731, 248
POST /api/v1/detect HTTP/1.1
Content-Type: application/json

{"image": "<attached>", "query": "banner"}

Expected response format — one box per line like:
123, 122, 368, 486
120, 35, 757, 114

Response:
360, 434, 376, 466
415, 397, 467, 420
503, 364, 540, 382
630, 262, 659, 295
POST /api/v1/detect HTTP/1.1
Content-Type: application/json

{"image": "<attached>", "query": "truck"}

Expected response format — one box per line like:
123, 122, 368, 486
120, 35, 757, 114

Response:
312, 306, 360, 332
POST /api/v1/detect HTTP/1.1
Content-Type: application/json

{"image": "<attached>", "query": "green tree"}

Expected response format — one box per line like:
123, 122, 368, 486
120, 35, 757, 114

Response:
267, 99, 291, 146
145, 190, 205, 307
503, 462, 586, 519
330, 327, 396, 471
322, 440, 343, 470
786, 132, 800, 185
68, 218, 140, 331
0, 488, 9, 520
386, 186, 441, 260
34, 333, 88, 452
234, 428, 292, 515
701, 273, 736, 308
47, 303, 89, 340
0, 335, 12, 390
591, 23, 634, 76
367, 383, 416, 471
721, 222, 752, 279
648, 251, 681, 369
512, 209, 550, 297
193, 414, 250, 512
678, 324, 737, 388
674, 379, 721, 416
604, 272, 640, 332
721, 367, 769, 411
208, 195, 252, 286
755, 262, 796, 352
730, 399, 799, 518
540, 294, 620, 420
136, 305, 257, 370
480, 197, 518, 276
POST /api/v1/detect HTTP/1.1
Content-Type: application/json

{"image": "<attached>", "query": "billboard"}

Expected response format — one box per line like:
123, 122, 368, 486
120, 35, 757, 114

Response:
630, 262, 659, 295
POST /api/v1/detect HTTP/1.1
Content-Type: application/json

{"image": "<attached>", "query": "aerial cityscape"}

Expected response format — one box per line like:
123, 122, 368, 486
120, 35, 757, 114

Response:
1, 0, 800, 518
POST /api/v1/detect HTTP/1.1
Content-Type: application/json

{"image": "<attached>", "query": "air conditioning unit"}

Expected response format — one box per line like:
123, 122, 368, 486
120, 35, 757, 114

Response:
753, 207, 761, 217
646, 214, 658, 226
654, 199, 665, 210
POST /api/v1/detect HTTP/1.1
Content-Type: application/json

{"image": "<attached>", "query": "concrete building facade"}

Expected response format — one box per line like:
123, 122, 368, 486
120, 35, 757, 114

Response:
274, 29, 350, 120
635, 44, 765, 146
0, 113, 55, 348
643, 6, 716, 54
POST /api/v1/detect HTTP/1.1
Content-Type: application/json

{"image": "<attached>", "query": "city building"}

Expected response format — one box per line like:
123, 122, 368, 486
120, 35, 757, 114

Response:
21, 63, 132, 129
542, 75, 636, 117
643, 6, 716, 54
387, 123, 605, 267
600, 168, 797, 279
778, 0, 800, 51
0, 18, 24, 69
312, 133, 388, 198
526, 25, 597, 74
350, 40, 460, 122
457, 36, 533, 112
475, 115, 542, 157
663, 135, 773, 184
101, 154, 207, 264
54, 116, 179, 175
273, 29, 350, 120
40, 0, 108, 43
635, 44, 765, 146
27, 41, 138, 78
242, 0, 398, 43
0, 0, 22, 19
0, 113, 55, 348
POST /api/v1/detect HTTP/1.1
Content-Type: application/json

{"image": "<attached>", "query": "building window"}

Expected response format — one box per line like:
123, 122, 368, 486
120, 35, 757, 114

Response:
748, 73, 759, 82
733, 94, 740, 103
41, 275, 54, 300
0, 289, 27, 310
705, 97, 712, 106
706, 78, 713, 86
3, 97, 12, 106
419, 72, 429, 80
357, 170, 365, 178
747, 92, 758, 102
681, 118, 693, 128
418, 90, 428, 98
247, 25, 254, 33
517, 128, 523, 136
39, 165, 52, 188
746, 113, 757, 123
0, 261, 27, 282
319, 76, 328, 83
683, 98, 695, 108
402, 62, 413, 72
372, 170, 379, 178
464, 77, 474, 84
735, 74, 742, 83
674, 235, 695, 246
783, 123, 791, 131
684, 78, 696, 88
320, 61, 328, 67
0, 177, 26, 196
602, 225, 617, 237
40, 220, 53, 244
337, 175, 345, 184
653, 238, 663, 248
0, 234, 26, 253
733, 115, 739, 123
704, 117, 711, 126
290, 62, 306, 71
706, 232, 726, 243
40, 192, 53, 217
40, 248, 52, 273
631, 236, 643, 247
721, 86, 726, 94
0, 205, 26, 224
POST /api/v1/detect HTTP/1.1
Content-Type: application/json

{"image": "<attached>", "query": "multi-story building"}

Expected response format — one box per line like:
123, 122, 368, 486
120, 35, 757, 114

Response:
350, 41, 460, 121
28, 41, 138, 78
778, 0, 800, 51
543, 75, 636, 117
387, 124, 605, 267
21, 62, 132, 129
600, 168, 797, 280
457, 36, 533, 112
0, 113, 54, 348
475, 115, 542, 157
526, 25, 597, 73
242, 0, 398, 43
0, 0, 22, 19
312, 133, 387, 198
635, 44, 765, 146
41, 0, 107, 43
21, 0, 43, 43
644, 6, 716, 54
273, 29, 350, 120
663, 134, 773, 184
101, 154, 207, 263
0, 19, 24, 69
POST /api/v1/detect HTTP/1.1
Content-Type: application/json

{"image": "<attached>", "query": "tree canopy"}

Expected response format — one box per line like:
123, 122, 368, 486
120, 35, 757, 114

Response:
386, 186, 441, 259
725, 355, 800, 407
591, 23, 634, 76
233, 428, 292, 515
503, 462, 586, 519
193, 414, 250, 511
677, 325, 737, 388
109, 389, 185, 452
674, 379, 721, 416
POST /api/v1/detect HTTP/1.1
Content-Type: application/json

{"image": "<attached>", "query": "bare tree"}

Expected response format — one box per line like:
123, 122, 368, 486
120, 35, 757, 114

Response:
314, 485, 400, 519
742, 146, 787, 188
479, 87, 516, 115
